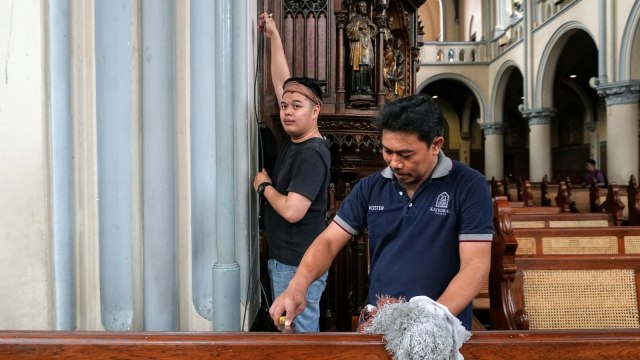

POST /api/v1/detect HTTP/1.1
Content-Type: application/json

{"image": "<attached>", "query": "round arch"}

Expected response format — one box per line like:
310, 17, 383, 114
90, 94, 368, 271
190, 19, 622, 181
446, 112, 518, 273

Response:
490, 60, 523, 125
417, 73, 488, 127
535, 22, 596, 108
619, 0, 640, 80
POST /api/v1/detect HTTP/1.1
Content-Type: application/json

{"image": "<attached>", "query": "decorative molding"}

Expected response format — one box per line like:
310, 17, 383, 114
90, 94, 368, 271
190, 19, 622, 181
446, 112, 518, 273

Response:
373, 14, 389, 29
335, 11, 348, 28
319, 119, 375, 131
324, 133, 380, 153
481, 123, 505, 135
522, 108, 555, 125
596, 81, 640, 106
284, 0, 327, 12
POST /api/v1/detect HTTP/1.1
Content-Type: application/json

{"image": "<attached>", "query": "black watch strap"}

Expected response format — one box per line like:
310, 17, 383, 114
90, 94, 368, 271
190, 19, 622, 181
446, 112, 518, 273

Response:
257, 182, 272, 195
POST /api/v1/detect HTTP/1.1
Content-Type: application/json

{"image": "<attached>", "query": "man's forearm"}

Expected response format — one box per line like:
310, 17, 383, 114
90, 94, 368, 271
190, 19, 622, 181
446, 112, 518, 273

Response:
268, 31, 290, 103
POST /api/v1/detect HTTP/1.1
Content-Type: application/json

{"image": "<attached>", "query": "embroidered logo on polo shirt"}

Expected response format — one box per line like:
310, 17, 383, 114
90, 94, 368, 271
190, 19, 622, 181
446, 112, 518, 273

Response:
369, 205, 384, 211
429, 192, 451, 215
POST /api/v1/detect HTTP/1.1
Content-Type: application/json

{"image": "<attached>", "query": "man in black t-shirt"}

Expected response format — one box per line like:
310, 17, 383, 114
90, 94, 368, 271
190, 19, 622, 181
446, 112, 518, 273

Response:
253, 12, 331, 332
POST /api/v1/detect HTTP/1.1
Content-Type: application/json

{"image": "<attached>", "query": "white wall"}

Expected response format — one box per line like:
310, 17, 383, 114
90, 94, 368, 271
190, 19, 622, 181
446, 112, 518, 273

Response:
0, 0, 52, 330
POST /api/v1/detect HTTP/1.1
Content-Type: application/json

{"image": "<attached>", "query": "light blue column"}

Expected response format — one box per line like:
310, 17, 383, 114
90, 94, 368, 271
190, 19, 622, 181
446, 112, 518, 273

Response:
212, 0, 240, 331
522, 0, 532, 109
598, 0, 607, 84
95, 0, 135, 331
141, 0, 178, 331
48, 0, 75, 330
190, 0, 217, 322
232, 0, 256, 330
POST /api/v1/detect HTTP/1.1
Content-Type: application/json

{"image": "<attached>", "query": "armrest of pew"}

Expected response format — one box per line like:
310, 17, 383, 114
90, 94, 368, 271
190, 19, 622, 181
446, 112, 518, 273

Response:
489, 197, 530, 330
2, 330, 640, 360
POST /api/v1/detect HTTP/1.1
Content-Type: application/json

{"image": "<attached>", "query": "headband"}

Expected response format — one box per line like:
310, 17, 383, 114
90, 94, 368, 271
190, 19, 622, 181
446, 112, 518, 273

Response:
283, 81, 322, 106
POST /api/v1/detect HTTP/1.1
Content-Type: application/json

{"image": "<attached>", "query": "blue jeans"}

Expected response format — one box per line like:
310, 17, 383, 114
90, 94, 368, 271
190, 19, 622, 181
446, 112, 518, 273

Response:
267, 258, 328, 332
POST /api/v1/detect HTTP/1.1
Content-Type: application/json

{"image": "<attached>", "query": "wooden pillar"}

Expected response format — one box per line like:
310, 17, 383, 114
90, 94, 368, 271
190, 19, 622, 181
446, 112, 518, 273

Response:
374, 2, 388, 107
335, 11, 348, 113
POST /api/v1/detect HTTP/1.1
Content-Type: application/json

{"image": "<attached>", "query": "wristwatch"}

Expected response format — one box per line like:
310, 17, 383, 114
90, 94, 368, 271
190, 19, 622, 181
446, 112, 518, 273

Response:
257, 182, 272, 195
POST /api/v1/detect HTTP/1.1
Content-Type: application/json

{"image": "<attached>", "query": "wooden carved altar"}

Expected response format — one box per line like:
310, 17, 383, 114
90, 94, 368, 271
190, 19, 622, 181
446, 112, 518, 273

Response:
259, 0, 425, 331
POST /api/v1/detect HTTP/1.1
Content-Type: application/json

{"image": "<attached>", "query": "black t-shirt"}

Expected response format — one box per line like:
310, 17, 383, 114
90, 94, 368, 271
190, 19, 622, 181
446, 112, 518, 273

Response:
265, 136, 331, 265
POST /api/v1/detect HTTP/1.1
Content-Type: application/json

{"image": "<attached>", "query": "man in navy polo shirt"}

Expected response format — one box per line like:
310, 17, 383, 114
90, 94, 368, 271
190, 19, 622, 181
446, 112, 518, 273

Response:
269, 94, 493, 330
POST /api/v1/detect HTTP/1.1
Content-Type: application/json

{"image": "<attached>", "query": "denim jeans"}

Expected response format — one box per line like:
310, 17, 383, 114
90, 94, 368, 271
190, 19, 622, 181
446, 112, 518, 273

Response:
267, 258, 328, 332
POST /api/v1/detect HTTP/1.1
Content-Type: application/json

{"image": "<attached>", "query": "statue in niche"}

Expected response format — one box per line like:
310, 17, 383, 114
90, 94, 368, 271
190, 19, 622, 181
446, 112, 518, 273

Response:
346, 1, 376, 97
383, 35, 405, 100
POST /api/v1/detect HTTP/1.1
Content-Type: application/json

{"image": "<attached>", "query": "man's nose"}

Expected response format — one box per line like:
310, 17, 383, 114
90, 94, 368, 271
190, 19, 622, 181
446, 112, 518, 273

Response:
388, 154, 403, 169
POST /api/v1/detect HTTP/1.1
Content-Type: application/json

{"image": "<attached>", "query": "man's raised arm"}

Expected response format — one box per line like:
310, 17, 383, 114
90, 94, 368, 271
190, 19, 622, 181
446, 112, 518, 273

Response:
258, 12, 290, 104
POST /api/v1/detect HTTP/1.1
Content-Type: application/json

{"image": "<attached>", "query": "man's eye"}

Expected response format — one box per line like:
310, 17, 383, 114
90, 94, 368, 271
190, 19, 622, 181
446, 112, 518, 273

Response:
293, 105, 300, 109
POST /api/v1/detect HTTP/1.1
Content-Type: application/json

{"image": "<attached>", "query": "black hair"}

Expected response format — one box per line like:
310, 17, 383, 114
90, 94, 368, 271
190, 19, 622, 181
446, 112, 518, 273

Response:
586, 159, 596, 166
284, 76, 323, 101
372, 94, 444, 145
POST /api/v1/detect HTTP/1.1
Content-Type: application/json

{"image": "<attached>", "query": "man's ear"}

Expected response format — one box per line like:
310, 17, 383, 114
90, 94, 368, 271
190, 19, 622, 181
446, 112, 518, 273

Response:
431, 136, 444, 151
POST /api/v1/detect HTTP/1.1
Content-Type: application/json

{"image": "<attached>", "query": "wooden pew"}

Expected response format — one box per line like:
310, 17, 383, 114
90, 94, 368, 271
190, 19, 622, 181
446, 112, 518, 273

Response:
2, 330, 640, 359
489, 197, 640, 331
508, 212, 614, 229
507, 206, 562, 215
476, 199, 616, 316
512, 226, 640, 255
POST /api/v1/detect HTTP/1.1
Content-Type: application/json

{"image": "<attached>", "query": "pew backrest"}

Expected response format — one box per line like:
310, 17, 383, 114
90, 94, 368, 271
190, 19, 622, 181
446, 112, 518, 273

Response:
489, 197, 640, 331
508, 212, 613, 229
513, 226, 640, 255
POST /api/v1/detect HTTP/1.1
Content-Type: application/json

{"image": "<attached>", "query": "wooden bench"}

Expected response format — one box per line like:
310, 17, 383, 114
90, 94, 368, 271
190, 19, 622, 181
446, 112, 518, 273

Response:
489, 197, 640, 331
2, 330, 640, 359
512, 226, 640, 255
474, 198, 616, 313
508, 212, 614, 229
506, 205, 561, 215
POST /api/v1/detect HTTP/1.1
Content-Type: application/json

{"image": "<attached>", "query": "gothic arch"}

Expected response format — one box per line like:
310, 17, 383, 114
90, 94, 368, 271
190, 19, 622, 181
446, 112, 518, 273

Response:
535, 22, 595, 108
619, 0, 640, 80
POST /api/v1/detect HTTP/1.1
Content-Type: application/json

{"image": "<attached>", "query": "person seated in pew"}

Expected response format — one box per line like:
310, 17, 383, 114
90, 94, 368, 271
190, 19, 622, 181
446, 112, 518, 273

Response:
269, 94, 493, 331
581, 159, 607, 188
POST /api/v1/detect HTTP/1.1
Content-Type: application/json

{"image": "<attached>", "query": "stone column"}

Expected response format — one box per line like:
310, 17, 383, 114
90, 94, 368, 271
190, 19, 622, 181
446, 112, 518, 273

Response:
597, 82, 640, 184
459, 131, 472, 166
584, 118, 600, 166
493, 0, 506, 38
48, 0, 75, 331
95, 0, 138, 332
141, 0, 178, 331
523, 108, 555, 181
481, 123, 505, 179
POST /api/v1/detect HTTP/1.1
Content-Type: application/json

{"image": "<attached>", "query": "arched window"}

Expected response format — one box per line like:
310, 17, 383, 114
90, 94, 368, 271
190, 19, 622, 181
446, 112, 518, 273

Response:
448, 49, 455, 62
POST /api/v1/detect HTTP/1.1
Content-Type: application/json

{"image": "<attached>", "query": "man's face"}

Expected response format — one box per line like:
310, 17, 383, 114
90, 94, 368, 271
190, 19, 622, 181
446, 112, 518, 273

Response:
279, 91, 320, 140
381, 130, 443, 190
585, 162, 595, 171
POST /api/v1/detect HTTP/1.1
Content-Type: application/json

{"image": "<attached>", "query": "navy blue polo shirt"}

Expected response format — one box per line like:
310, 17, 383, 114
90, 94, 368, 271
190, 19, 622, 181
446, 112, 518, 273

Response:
333, 152, 493, 329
